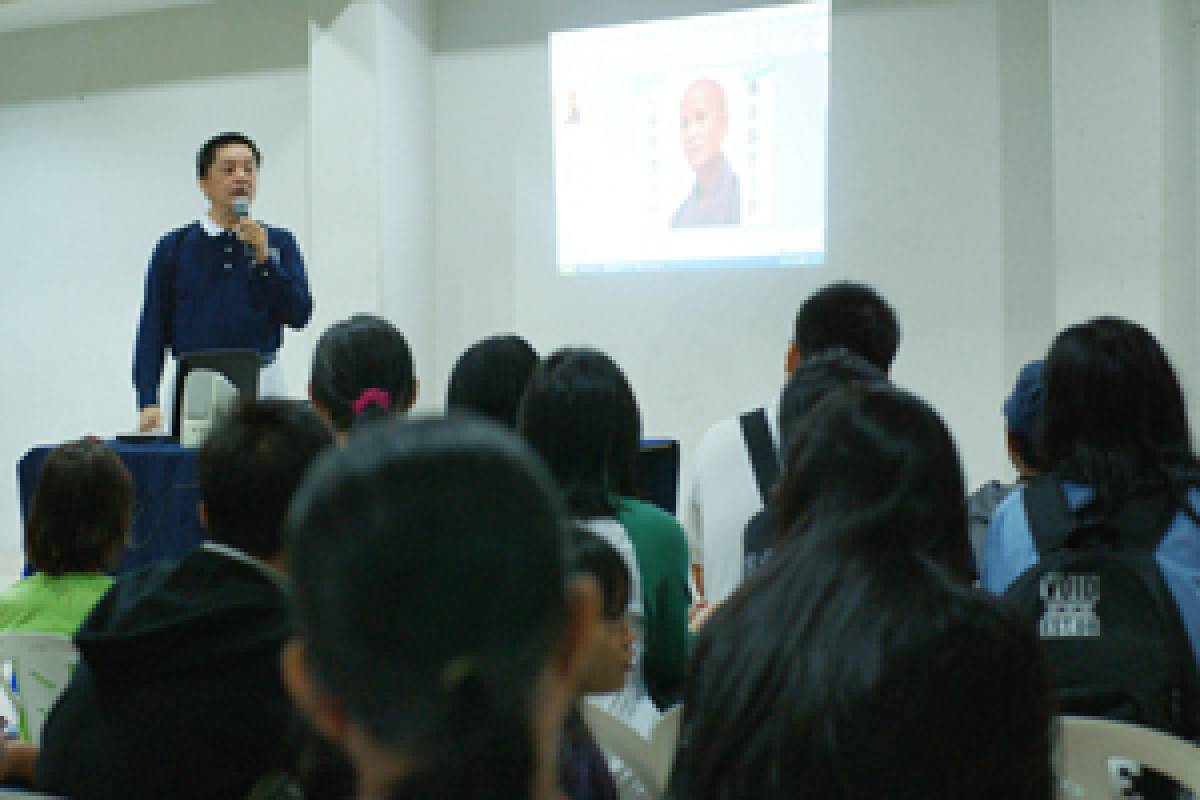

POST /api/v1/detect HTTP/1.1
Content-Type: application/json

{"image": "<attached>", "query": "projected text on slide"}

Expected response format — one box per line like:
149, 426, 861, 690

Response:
551, 2, 829, 274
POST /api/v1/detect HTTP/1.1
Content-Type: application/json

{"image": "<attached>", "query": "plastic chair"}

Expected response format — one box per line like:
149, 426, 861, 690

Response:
581, 702, 682, 797
0, 634, 78, 746
1058, 715, 1200, 798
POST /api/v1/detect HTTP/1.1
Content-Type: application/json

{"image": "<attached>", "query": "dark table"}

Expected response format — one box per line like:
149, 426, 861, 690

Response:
18, 441, 204, 574
17, 437, 680, 575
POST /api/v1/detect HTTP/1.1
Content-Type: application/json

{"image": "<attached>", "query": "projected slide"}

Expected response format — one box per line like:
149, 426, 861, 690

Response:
551, 2, 829, 274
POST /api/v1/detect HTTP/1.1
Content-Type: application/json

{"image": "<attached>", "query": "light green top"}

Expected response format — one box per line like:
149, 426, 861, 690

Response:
0, 573, 114, 636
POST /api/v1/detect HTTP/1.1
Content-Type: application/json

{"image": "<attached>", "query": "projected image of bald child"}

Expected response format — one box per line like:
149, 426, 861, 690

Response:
671, 78, 741, 228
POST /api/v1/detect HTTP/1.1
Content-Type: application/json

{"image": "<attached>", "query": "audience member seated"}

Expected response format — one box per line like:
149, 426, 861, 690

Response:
520, 348, 690, 722
560, 528, 633, 800
309, 314, 417, 438
685, 281, 900, 605
35, 400, 333, 800
723, 348, 883, 584
447, 334, 539, 428
280, 416, 597, 800
981, 318, 1200, 749
0, 438, 132, 636
772, 382, 974, 581
966, 359, 1044, 575
669, 536, 1054, 800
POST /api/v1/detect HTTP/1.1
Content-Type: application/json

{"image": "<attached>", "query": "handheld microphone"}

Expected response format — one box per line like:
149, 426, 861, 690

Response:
231, 197, 255, 261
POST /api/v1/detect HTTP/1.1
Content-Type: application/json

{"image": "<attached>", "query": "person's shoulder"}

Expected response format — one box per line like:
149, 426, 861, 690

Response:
616, 497, 687, 547
151, 222, 200, 257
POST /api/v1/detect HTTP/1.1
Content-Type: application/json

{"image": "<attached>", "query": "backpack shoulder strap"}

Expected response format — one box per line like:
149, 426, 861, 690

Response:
739, 407, 779, 506
1021, 474, 1077, 555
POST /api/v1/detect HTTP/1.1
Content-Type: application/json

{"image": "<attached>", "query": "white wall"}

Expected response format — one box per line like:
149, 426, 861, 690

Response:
0, 0, 310, 567
433, 0, 1011, 497
2, 0, 1198, 569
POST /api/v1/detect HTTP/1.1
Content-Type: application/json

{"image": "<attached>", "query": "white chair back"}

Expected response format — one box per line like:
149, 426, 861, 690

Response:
582, 702, 683, 797
0, 633, 78, 746
1058, 715, 1200, 798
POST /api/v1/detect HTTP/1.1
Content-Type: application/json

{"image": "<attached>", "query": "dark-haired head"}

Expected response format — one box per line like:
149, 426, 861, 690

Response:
670, 535, 1055, 800
773, 383, 972, 580
778, 347, 886, 455
518, 348, 641, 518
196, 132, 261, 180
283, 416, 594, 800
568, 528, 634, 696
790, 282, 900, 373
1039, 317, 1199, 510
310, 314, 417, 435
26, 438, 133, 576
198, 399, 332, 562
447, 335, 539, 429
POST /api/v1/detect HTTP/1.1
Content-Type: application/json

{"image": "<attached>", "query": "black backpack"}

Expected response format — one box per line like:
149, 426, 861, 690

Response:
1003, 475, 1200, 738
740, 408, 779, 580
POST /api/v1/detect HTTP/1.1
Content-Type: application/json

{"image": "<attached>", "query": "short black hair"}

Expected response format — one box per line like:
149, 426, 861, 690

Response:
793, 282, 900, 372
310, 314, 416, 433
285, 415, 570, 797
198, 399, 332, 560
26, 438, 133, 576
568, 527, 631, 621
196, 132, 262, 179
446, 335, 539, 429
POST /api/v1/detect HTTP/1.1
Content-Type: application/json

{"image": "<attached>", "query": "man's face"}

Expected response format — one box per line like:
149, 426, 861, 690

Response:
679, 80, 729, 172
199, 142, 257, 211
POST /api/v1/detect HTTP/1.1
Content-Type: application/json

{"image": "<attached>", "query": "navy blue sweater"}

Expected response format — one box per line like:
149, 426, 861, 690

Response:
132, 221, 312, 408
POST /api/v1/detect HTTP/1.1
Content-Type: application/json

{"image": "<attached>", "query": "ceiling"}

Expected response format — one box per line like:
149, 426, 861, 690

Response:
0, 0, 219, 34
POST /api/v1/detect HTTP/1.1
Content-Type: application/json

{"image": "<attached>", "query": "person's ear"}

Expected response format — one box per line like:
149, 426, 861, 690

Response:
281, 639, 351, 743
556, 574, 601, 690
406, 378, 420, 412
785, 342, 803, 374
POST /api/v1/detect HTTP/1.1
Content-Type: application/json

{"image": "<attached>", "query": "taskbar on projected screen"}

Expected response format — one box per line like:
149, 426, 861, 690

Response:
561, 253, 826, 274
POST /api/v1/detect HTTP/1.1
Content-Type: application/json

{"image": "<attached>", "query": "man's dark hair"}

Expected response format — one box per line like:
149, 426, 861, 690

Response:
446, 335, 539, 429
196, 132, 262, 179
26, 438, 134, 576
792, 282, 900, 372
198, 399, 332, 560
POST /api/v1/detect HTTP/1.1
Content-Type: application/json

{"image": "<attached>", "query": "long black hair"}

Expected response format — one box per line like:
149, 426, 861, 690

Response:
1039, 316, 1200, 517
772, 382, 972, 579
669, 534, 1055, 800
310, 314, 415, 433
285, 416, 570, 800
518, 348, 641, 518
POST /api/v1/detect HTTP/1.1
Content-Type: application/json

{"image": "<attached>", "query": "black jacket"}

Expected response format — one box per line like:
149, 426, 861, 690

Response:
35, 546, 303, 799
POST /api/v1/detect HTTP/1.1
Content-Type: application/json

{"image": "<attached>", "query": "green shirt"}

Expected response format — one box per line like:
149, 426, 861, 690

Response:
614, 496, 691, 699
0, 573, 114, 636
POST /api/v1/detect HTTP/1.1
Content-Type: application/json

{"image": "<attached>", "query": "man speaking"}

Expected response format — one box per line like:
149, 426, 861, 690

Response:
132, 132, 312, 432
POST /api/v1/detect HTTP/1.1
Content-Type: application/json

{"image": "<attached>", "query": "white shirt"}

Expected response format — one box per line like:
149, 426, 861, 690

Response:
683, 398, 781, 606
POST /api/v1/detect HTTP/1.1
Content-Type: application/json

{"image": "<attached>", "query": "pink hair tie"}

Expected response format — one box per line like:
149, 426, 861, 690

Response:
352, 388, 393, 417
